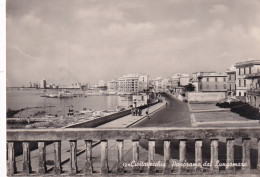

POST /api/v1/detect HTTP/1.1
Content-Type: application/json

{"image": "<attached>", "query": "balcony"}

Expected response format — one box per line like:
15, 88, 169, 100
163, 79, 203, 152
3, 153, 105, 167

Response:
247, 89, 260, 95
7, 127, 260, 176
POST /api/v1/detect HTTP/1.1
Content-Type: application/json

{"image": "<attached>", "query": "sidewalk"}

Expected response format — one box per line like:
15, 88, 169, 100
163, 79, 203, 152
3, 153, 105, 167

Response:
98, 101, 166, 128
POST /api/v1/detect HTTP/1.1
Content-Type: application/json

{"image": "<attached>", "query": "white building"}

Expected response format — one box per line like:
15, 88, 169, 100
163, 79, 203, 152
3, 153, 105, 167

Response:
117, 73, 148, 94
107, 80, 118, 92
171, 73, 190, 87
234, 60, 260, 98
39, 79, 47, 89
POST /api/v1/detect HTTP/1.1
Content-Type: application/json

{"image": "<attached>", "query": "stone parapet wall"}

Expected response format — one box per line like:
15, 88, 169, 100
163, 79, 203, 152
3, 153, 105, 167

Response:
187, 92, 226, 103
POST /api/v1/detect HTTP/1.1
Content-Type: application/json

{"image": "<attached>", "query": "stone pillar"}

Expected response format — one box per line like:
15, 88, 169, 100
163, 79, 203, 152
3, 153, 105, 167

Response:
100, 140, 109, 174
117, 140, 124, 174
195, 140, 203, 173
179, 140, 187, 174
22, 142, 31, 175
37, 142, 46, 175
132, 140, 140, 174
85, 140, 93, 175
163, 140, 171, 174
54, 141, 62, 175
148, 140, 155, 174
226, 139, 235, 173
69, 140, 77, 175
210, 139, 219, 173
242, 138, 251, 173
7, 142, 16, 176
257, 139, 260, 170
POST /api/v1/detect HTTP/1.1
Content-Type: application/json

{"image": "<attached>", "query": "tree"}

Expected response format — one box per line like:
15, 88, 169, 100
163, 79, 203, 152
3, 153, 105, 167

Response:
184, 83, 195, 92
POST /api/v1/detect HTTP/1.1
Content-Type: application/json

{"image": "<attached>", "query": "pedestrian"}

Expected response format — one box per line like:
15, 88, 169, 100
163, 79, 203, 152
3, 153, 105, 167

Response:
138, 109, 142, 116
131, 108, 135, 116
135, 108, 138, 116
146, 111, 150, 119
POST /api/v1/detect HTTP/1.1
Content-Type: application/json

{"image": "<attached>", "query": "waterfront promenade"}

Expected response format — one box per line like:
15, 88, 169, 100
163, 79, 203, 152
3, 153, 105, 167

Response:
13, 100, 167, 174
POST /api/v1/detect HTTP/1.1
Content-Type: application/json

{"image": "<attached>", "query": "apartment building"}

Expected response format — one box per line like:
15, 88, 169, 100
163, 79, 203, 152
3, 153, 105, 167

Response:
226, 66, 236, 96
234, 60, 260, 98
117, 73, 148, 94
245, 73, 260, 108
196, 72, 227, 92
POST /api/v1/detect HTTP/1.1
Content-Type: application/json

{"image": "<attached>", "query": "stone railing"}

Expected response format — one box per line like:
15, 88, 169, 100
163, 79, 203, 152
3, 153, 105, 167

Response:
6, 127, 260, 176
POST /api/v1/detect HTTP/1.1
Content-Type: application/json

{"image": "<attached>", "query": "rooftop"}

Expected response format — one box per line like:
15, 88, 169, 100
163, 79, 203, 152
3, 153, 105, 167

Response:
198, 72, 227, 77
235, 59, 260, 67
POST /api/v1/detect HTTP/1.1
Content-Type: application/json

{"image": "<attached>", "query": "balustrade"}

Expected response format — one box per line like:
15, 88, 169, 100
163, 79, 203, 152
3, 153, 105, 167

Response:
6, 127, 260, 176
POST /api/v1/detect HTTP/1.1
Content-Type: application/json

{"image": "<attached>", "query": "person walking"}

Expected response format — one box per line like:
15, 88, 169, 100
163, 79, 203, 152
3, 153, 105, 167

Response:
131, 108, 135, 116
146, 110, 150, 119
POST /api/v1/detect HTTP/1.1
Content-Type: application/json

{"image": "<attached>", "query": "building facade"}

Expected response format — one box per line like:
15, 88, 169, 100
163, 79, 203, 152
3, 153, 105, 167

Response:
117, 73, 148, 94
245, 73, 260, 109
196, 72, 227, 92
234, 60, 260, 98
226, 66, 236, 96
39, 79, 47, 89
107, 80, 118, 92
171, 73, 190, 87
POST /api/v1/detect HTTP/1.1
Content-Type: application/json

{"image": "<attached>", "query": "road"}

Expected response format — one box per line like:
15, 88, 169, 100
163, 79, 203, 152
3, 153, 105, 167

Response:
132, 93, 191, 127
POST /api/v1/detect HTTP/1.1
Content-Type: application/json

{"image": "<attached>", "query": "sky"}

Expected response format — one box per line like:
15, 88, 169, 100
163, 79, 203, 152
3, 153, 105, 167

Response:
6, 0, 260, 87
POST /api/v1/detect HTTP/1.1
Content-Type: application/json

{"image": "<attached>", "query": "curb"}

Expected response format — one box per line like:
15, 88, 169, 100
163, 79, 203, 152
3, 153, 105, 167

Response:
127, 103, 166, 128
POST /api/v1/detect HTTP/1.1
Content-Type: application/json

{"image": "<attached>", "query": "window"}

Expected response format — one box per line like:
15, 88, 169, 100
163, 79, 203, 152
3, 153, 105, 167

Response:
229, 75, 231, 81
215, 77, 218, 82
244, 67, 246, 75
223, 77, 226, 82
239, 68, 241, 75
239, 79, 241, 87
215, 84, 218, 89
206, 78, 209, 82
244, 92, 246, 96
244, 80, 246, 87
239, 92, 241, 96
230, 84, 231, 91
249, 67, 252, 74
224, 84, 226, 89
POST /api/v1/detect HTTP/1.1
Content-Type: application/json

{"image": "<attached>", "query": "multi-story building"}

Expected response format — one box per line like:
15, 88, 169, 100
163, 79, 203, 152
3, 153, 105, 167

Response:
245, 73, 260, 109
226, 66, 236, 96
195, 72, 227, 92
39, 79, 47, 89
107, 80, 118, 92
117, 73, 148, 94
191, 72, 200, 92
171, 73, 190, 87
234, 60, 260, 98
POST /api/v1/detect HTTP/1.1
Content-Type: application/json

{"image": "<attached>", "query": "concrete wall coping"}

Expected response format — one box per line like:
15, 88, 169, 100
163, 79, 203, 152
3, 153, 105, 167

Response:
7, 127, 260, 141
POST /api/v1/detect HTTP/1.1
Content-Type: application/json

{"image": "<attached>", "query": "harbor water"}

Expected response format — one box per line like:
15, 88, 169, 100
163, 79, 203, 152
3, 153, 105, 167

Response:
7, 88, 120, 118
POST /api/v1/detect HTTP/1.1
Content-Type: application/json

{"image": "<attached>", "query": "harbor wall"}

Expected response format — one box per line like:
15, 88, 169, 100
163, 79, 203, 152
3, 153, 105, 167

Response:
187, 92, 226, 103
66, 109, 131, 128
66, 101, 159, 128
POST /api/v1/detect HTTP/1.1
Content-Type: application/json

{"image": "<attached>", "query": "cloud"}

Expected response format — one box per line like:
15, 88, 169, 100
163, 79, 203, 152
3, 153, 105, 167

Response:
6, 0, 260, 86
21, 12, 41, 26
209, 4, 228, 14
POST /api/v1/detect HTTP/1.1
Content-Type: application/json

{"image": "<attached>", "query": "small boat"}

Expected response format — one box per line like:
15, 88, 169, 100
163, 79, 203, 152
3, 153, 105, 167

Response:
79, 108, 93, 114
44, 115, 56, 118
58, 90, 74, 98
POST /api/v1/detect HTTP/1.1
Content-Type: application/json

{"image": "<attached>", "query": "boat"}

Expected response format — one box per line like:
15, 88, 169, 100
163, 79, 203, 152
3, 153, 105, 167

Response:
47, 93, 58, 98
79, 108, 93, 114
58, 90, 74, 98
